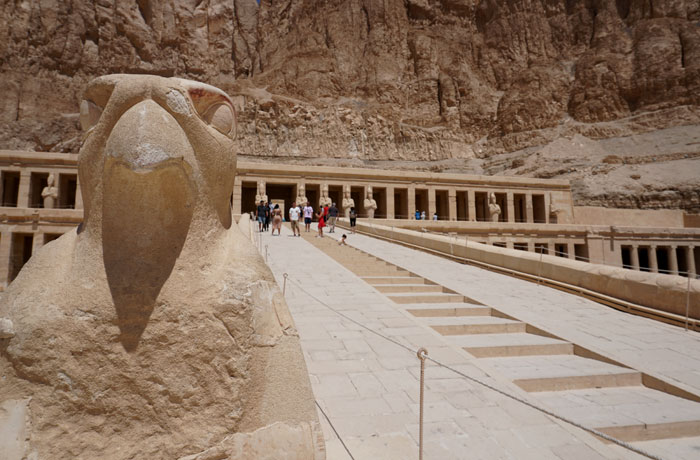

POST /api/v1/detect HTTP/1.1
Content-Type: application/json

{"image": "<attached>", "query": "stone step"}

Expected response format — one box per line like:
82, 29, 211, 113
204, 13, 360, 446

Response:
446, 332, 574, 357
536, 387, 700, 441
480, 355, 641, 392
354, 269, 412, 276
405, 303, 491, 317
374, 284, 445, 293
423, 316, 526, 335
387, 293, 466, 305
362, 276, 426, 285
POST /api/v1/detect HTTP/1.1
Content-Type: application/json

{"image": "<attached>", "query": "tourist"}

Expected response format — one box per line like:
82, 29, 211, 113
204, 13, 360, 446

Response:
349, 207, 357, 233
433, 212, 438, 221
271, 204, 283, 236
415, 209, 421, 220
328, 202, 339, 233
315, 206, 327, 238
267, 201, 274, 231
289, 201, 301, 237
256, 200, 267, 232
421, 210, 426, 220
303, 201, 314, 232
338, 234, 347, 246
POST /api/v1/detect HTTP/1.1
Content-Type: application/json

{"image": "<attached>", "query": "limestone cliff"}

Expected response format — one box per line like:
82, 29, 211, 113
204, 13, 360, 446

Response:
1, 0, 699, 211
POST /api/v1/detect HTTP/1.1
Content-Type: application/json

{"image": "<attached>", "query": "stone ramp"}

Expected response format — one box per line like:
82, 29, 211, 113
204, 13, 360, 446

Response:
261, 225, 644, 460
311, 228, 700, 458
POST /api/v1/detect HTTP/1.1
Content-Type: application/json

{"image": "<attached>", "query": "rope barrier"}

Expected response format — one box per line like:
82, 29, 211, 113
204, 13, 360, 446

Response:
282, 275, 667, 460
315, 400, 356, 460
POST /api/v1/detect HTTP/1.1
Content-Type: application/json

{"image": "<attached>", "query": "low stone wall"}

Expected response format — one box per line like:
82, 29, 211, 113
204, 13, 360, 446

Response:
345, 220, 700, 321
573, 206, 686, 228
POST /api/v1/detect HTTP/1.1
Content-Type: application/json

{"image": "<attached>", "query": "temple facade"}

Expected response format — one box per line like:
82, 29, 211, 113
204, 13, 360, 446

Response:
0, 150, 698, 287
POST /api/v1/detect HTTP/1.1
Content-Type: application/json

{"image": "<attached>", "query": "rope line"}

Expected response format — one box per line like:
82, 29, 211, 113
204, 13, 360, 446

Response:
315, 400, 356, 460
284, 276, 666, 460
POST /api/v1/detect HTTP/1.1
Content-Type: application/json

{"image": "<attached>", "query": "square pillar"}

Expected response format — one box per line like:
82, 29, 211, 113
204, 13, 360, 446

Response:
0, 231, 12, 287
448, 188, 457, 221
386, 185, 395, 219
547, 241, 555, 255
467, 190, 476, 222
32, 231, 44, 254
631, 245, 640, 270
687, 246, 696, 276
525, 192, 534, 223
408, 184, 416, 220
232, 177, 242, 215
506, 192, 515, 223
18, 170, 30, 208
428, 188, 436, 219
74, 175, 84, 210
567, 242, 576, 260
649, 245, 658, 272
527, 241, 535, 252
544, 193, 551, 224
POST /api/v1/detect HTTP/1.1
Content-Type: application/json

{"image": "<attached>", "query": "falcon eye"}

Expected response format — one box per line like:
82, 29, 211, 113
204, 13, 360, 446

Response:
183, 82, 237, 139
79, 100, 103, 132
202, 103, 235, 136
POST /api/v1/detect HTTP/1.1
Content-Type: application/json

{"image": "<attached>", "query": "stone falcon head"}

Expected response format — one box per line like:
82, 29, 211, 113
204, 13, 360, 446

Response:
78, 74, 237, 235
76, 75, 238, 347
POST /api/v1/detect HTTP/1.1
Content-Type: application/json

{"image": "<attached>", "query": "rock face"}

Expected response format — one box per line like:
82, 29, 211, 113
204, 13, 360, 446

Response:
1, 0, 699, 210
0, 74, 324, 460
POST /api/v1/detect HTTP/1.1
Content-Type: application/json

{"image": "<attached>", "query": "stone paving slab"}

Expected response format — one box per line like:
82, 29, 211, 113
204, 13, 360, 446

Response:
255, 224, 643, 460
480, 355, 639, 380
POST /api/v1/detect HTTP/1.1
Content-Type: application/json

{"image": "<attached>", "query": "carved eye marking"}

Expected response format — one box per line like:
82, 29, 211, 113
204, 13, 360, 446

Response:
80, 100, 103, 132
202, 103, 235, 136
184, 83, 237, 139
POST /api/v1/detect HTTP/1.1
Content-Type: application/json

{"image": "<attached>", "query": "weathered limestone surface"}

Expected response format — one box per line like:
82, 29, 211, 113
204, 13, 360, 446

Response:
0, 1, 699, 210
0, 75, 323, 459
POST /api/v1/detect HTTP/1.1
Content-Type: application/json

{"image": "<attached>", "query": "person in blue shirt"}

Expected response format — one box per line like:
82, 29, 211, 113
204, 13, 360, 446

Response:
415, 210, 421, 220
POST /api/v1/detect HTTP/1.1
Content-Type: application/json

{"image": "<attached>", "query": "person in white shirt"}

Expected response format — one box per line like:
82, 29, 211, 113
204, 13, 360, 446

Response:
288, 201, 301, 236
432, 212, 438, 221
303, 202, 314, 233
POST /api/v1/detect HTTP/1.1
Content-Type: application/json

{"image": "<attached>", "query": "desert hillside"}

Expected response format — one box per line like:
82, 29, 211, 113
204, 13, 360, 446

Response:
1, 0, 698, 211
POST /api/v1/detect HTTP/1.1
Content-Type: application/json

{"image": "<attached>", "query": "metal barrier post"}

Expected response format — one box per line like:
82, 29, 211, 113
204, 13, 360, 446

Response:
537, 249, 544, 286
282, 273, 288, 296
265, 244, 269, 263
417, 347, 428, 460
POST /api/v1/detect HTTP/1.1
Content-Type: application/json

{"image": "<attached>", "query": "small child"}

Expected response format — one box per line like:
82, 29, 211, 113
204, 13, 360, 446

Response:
338, 234, 347, 246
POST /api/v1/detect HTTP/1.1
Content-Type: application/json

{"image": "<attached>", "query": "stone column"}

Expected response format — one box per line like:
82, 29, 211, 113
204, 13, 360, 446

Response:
527, 241, 535, 252
74, 174, 84, 210
448, 188, 457, 221
631, 245, 640, 270
547, 241, 555, 256
0, 231, 12, 287
567, 242, 576, 260
386, 185, 395, 219
428, 187, 436, 219
32, 231, 44, 254
649, 245, 658, 273
18, 170, 31, 208
507, 192, 515, 223
232, 177, 242, 215
669, 246, 678, 275
467, 190, 476, 222
525, 192, 534, 223
687, 246, 696, 276
543, 193, 551, 224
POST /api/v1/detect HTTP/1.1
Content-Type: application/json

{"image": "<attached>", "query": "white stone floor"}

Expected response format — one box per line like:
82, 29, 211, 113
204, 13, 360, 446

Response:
258, 225, 643, 460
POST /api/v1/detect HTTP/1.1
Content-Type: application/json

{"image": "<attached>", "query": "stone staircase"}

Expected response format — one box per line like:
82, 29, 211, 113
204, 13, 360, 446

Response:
302, 232, 700, 451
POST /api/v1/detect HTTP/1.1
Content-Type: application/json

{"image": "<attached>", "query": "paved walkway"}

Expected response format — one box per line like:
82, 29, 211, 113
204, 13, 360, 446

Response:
257, 224, 642, 460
